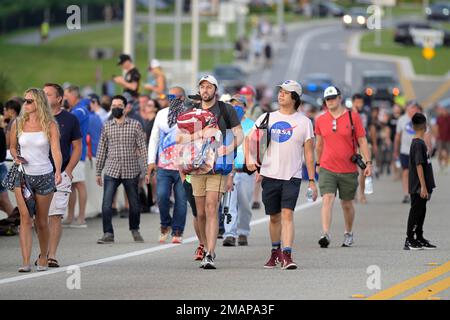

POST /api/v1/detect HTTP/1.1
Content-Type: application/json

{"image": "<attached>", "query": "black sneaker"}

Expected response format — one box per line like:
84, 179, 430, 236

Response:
203, 253, 216, 269
223, 236, 236, 247
417, 238, 437, 250
404, 238, 423, 250
97, 233, 114, 244
318, 234, 330, 248
402, 195, 410, 204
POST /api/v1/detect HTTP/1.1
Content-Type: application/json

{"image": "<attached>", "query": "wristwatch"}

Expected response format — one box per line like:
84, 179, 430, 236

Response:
315, 163, 320, 167
365, 161, 373, 165
309, 179, 315, 183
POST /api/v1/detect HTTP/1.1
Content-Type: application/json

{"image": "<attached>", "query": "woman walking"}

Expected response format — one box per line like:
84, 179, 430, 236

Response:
10, 88, 62, 272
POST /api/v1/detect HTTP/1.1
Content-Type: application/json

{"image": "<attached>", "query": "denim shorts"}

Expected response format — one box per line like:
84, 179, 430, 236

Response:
14, 172, 56, 196
0, 164, 7, 193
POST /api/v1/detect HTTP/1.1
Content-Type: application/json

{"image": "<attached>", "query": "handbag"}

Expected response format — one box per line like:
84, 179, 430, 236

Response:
1, 120, 21, 191
19, 165, 36, 218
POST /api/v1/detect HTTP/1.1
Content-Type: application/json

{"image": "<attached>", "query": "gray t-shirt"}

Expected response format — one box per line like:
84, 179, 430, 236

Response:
397, 114, 415, 155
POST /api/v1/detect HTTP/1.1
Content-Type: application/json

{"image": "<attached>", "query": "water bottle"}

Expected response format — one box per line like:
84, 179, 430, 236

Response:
364, 176, 374, 195
306, 187, 314, 203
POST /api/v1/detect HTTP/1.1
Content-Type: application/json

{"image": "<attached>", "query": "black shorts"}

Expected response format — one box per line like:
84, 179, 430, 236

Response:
183, 180, 198, 217
261, 177, 301, 215
400, 154, 410, 170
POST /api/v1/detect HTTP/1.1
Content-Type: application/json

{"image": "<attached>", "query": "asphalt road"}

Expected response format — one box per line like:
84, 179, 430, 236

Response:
1, 163, 449, 300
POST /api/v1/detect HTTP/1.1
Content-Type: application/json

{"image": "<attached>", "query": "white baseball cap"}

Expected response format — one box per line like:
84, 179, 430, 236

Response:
323, 86, 341, 99
198, 75, 219, 88
277, 80, 302, 96
149, 59, 161, 69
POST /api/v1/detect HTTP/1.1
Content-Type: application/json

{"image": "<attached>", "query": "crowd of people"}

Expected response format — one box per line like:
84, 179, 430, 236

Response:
0, 52, 449, 272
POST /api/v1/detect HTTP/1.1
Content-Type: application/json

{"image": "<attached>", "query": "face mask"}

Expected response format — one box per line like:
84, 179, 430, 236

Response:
111, 108, 124, 119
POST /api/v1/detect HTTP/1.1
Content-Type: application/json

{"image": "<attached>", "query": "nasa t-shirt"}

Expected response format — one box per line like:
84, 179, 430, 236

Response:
397, 114, 416, 155
254, 111, 314, 181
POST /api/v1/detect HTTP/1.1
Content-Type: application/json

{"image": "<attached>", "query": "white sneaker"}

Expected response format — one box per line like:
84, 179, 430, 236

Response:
150, 206, 159, 214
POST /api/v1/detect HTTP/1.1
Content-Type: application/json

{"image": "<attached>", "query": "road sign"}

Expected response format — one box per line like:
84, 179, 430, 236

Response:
208, 21, 226, 37
219, 2, 236, 23
372, 0, 396, 7
422, 47, 435, 60
410, 28, 444, 48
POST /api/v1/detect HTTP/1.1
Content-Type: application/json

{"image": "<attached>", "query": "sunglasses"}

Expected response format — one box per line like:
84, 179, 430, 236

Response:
167, 94, 178, 100
332, 119, 337, 132
24, 99, 34, 105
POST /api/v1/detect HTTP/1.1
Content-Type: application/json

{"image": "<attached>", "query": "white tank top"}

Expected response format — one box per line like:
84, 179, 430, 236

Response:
18, 132, 53, 175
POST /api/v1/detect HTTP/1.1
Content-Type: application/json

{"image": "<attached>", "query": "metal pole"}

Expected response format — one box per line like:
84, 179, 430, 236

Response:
148, 0, 156, 61
277, 0, 284, 36
191, 0, 199, 92
174, 0, 182, 62
124, 0, 135, 58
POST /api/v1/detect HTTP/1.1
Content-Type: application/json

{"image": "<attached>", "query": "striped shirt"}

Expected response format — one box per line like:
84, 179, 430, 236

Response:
96, 118, 147, 179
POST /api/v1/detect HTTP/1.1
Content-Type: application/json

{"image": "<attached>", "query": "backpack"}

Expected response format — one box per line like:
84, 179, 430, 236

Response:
245, 112, 271, 173
214, 102, 237, 176
176, 108, 221, 175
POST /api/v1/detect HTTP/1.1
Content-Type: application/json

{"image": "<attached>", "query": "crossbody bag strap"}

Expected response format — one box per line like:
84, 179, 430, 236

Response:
348, 110, 359, 153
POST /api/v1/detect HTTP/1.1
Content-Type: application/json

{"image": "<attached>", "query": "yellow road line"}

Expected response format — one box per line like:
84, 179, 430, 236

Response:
421, 79, 450, 109
403, 276, 450, 300
395, 61, 416, 101
367, 261, 450, 300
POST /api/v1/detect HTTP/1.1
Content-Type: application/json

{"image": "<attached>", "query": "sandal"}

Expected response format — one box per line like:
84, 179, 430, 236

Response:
34, 254, 48, 266
48, 258, 60, 268
18, 265, 31, 273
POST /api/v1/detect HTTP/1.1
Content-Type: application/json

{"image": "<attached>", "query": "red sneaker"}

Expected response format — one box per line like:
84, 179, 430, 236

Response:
264, 248, 282, 269
281, 251, 298, 270
194, 245, 204, 261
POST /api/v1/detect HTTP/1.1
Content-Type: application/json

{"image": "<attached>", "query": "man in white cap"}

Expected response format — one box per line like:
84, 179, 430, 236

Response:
144, 59, 167, 98
315, 86, 372, 249
247, 80, 318, 270
176, 75, 244, 269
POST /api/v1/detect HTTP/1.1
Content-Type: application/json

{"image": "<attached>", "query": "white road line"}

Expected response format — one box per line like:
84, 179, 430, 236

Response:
0, 199, 322, 286
345, 61, 353, 87
286, 27, 336, 80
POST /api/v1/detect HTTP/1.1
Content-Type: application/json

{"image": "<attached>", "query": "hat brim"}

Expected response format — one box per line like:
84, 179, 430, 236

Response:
324, 95, 338, 100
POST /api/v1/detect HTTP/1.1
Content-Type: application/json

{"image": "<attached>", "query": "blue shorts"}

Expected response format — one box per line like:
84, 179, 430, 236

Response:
261, 177, 302, 215
14, 172, 56, 196
0, 164, 7, 193
400, 154, 410, 170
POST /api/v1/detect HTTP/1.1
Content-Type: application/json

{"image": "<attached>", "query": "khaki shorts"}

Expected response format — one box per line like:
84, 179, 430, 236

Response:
318, 167, 358, 201
49, 172, 72, 216
190, 174, 227, 197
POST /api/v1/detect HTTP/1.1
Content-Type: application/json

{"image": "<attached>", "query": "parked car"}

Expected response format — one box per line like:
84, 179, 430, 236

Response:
213, 65, 247, 94
361, 71, 401, 105
425, 2, 450, 21
342, 7, 368, 29
312, 1, 345, 17
394, 22, 450, 46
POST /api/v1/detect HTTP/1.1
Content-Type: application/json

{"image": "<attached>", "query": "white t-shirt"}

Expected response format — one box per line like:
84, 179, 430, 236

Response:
255, 111, 314, 180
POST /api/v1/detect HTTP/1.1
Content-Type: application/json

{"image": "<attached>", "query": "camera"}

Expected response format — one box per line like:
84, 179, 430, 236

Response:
351, 154, 366, 170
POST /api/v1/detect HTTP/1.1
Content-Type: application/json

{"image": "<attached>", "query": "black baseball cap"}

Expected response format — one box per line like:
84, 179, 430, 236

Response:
117, 54, 132, 65
88, 93, 100, 104
412, 112, 426, 125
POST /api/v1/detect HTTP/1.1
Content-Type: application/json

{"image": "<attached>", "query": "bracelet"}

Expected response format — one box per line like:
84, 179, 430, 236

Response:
315, 163, 320, 167
366, 161, 373, 165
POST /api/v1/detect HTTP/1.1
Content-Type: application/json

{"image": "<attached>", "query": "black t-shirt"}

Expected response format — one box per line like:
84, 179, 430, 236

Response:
388, 115, 399, 142
0, 129, 6, 162
203, 101, 240, 138
143, 118, 155, 145
52, 110, 82, 172
409, 138, 436, 194
124, 67, 141, 97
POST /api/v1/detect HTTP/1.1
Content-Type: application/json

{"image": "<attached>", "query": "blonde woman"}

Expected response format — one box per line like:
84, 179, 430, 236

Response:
10, 88, 62, 272
144, 59, 167, 97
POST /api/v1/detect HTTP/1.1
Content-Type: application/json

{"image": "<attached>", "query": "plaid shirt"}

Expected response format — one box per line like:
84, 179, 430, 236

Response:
96, 118, 148, 179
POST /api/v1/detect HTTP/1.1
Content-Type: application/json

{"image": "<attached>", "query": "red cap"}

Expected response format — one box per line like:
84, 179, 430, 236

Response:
239, 85, 255, 96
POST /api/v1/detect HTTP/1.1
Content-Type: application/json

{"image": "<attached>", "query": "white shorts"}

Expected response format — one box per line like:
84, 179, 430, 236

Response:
49, 172, 72, 216
72, 161, 86, 183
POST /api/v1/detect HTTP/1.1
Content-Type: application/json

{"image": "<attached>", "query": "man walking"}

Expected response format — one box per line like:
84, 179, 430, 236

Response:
43, 83, 82, 267
96, 95, 148, 244
146, 87, 188, 244
315, 86, 372, 248
247, 80, 317, 270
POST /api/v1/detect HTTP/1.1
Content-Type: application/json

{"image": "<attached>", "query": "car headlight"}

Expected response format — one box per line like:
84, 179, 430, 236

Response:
443, 8, 449, 15
425, 8, 432, 15
343, 15, 352, 24
357, 16, 366, 25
